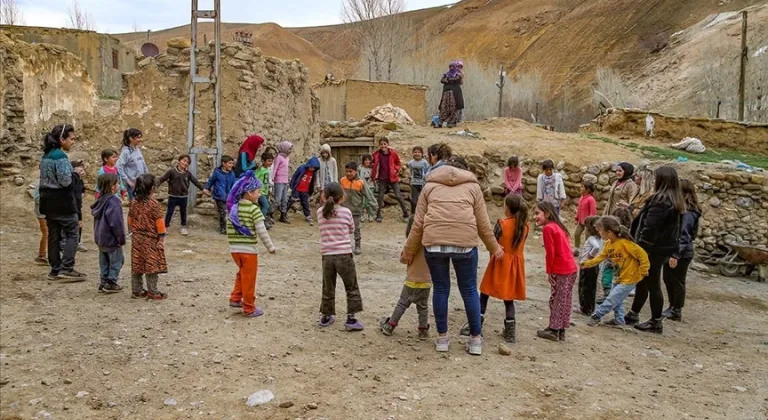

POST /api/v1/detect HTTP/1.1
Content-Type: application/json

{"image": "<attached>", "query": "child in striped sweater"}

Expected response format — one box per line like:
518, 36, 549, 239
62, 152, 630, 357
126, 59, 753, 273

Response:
317, 182, 364, 330
226, 170, 276, 317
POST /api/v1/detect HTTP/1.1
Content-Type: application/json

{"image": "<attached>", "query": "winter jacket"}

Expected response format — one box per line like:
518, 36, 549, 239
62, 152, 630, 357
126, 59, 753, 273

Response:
317, 156, 339, 190
583, 238, 650, 285
371, 148, 402, 183
631, 196, 682, 257
543, 222, 577, 275
158, 167, 205, 197
289, 156, 320, 196
404, 165, 498, 256
205, 167, 236, 202
116, 145, 148, 185
273, 153, 291, 184
340, 176, 377, 216
91, 193, 126, 252
39, 148, 79, 218
674, 208, 701, 260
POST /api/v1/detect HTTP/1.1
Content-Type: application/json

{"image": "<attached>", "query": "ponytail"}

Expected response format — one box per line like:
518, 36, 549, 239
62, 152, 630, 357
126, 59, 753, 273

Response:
321, 182, 344, 219
43, 124, 74, 153
123, 128, 142, 147
597, 216, 634, 241
505, 194, 529, 248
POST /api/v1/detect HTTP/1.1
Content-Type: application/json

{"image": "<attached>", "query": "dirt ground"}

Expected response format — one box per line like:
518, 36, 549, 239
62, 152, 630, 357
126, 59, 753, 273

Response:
1, 187, 767, 420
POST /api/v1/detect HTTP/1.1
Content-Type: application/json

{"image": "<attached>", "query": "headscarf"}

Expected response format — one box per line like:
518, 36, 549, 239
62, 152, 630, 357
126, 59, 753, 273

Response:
319, 143, 331, 156
444, 61, 460, 79
617, 162, 635, 182
238, 134, 265, 164
276, 140, 293, 155
226, 170, 263, 236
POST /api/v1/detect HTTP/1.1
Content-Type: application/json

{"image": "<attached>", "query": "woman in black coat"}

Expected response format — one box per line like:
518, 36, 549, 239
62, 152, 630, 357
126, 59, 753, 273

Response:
625, 166, 685, 333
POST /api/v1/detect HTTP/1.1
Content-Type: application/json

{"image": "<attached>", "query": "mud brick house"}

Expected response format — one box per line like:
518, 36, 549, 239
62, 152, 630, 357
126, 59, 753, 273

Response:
315, 79, 427, 124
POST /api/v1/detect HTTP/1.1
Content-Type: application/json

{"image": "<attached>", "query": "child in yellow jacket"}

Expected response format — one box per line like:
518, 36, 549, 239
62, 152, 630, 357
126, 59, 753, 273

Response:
582, 216, 650, 327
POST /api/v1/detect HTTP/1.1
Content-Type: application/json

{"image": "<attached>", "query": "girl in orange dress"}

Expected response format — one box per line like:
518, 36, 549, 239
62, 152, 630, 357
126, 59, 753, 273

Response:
478, 194, 529, 343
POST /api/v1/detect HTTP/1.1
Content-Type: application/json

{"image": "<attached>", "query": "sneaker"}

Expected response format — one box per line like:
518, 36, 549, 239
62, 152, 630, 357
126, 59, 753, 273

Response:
305, 216, 313, 226
318, 315, 336, 328
354, 244, 362, 255
634, 318, 663, 334
536, 328, 560, 342
131, 289, 147, 299
58, 270, 87, 282
279, 213, 291, 224
77, 243, 88, 252
375, 216, 383, 223
229, 301, 243, 308
102, 282, 123, 293
629, 289, 636, 297
624, 311, 640, 326
603, 318, 626, 328
379, 317, 395, 336
34, 256, 48, 265
418, 325, 430, 340
466, 336, 483, 355
180, 227, 189, 236
586, 314, 601, 327
245, 307, 264, 317
459, 316, 484, 337
47, 272, 60, 280
435, 336, 450, 352
146, 291, 167, 300
368, 215, 375, 222
345, 318, 364, 331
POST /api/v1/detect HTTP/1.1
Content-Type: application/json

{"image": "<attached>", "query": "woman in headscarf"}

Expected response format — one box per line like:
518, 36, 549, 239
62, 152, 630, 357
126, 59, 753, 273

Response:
436, 61, 464, 128
604, 162, 638, 215
235, 134, 265, 178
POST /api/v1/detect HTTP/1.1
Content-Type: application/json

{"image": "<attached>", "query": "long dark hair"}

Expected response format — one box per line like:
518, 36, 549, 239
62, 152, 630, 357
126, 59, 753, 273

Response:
584, 215, 600, 237
597, 216, 633, 241
42, 124, 75, 153
427, 143, 452, 162
505, 194, 529, 248
680, 179, 700, 213
507, 156, 519, 168
122, 128, 142, 147
322, 182, 344, 219
536, 201, 569, 237
97, 173, 119, 196
133, 173, 156, 200
652, 166, 685, 213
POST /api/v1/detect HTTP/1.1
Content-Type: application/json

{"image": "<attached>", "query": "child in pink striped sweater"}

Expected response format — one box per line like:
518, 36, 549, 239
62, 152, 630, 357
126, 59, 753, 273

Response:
317, 182, 364, 331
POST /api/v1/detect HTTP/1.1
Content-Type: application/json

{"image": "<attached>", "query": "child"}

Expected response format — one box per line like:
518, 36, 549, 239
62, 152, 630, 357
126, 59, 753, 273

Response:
533, 201, 577, 342
255, 152, 274, 229
317, 144, 339, 200
536, 159, 566, 217
71, 160, 87, 252
503, 156, 523, 196
91, 173, 126, 293
117, 128, 148, 200
372, 138, 409, 223
158, 154, 209, 235
380, 215, 431, 339
359, 153, 376, 222
33, 184, 48, 265
128, 174, 168, 300
94, 149, 127, 199
576, 216, 602, 315
407, 146, 430, 213
204, 155, 236, 234
574, 181, 597, 250
273, 141, 293, 223
226, 170, 277, 317
474, 194, 529, 343
583, 216, 650, 326
317, 182, 364, 330
340, 161, 378, 255
287, 156, 320, 225
596, 207, 634, 302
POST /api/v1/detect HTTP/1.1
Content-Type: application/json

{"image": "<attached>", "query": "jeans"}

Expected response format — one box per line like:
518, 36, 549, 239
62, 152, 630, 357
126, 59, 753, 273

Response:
258, 195, 270, 218
165, 196, 188, 227
376, 180, 408, 218
663, 257, 692, 309
215, 200, 227, 232
410, 184, 423, 214
425, 248, 481, 336
46, 214, 79, 274
98, 247, 124, 285
274, 183, 290, 214
631, 253, 670, 319
287, 190, 311, 218
594, 283, 635, 321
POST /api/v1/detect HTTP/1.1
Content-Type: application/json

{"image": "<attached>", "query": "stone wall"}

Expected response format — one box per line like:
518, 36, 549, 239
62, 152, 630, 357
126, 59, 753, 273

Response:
582, 108, 768, 155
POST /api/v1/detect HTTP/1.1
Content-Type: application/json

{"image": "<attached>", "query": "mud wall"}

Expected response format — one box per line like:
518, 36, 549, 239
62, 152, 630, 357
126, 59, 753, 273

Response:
588, 108, 768, 155
314, 81, 346, 121
315, 79, 427, 124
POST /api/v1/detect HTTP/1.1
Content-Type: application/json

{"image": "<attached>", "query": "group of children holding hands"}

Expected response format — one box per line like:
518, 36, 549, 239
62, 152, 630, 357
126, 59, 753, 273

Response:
40, 122, 698, 352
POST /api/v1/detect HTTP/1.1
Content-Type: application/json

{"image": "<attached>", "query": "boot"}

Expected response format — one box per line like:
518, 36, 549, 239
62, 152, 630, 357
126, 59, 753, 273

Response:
536, 328, 559, 342
354, 242, 362, 255
279, 212, 290, 224
624, 311, 640, 326
459, 315, 484, 336
667, 308, 682, 322
634, 318, 664, 334
558, 329, 566, 342
503, 319, 516, 343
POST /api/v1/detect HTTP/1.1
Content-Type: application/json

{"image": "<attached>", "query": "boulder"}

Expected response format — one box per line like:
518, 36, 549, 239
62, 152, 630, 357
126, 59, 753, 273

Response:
167, 37, 192, 49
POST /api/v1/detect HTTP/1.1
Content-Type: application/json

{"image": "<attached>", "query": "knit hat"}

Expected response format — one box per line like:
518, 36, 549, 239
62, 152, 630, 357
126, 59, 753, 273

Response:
226, 170, 263, 236
276, 140, 293, 155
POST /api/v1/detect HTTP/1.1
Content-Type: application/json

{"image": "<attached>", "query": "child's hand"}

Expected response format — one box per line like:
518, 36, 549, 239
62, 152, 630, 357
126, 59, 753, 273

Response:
493, 246, 504, 260
203, 189, 211, 196
269, 248, 277, 254
78, 221, 83, 228
400, 250, 413, 265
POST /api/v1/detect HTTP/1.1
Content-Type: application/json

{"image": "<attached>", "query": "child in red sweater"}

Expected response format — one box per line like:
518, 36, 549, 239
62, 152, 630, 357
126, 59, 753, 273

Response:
534, 201, 577, 342
574, 180, 597, 250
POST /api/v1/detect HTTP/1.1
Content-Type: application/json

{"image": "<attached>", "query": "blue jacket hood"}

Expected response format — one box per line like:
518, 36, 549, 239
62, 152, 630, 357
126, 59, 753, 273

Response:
306, 156, 320, 169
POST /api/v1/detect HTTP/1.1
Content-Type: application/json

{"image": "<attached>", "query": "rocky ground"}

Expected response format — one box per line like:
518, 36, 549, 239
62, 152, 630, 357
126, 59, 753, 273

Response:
1, 188, 767, 420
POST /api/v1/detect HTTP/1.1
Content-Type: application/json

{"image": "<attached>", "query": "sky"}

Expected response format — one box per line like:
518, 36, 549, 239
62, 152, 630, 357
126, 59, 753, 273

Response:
16, 0, 451, 34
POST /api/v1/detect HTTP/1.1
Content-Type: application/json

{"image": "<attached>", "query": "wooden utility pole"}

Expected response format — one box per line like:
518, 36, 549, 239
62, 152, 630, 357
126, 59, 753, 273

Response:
738, 10, 748, 121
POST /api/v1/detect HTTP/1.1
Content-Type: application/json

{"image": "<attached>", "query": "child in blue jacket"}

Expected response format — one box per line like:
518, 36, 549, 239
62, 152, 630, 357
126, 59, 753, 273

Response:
205, 155, 236, 234
286, 156, 320, 225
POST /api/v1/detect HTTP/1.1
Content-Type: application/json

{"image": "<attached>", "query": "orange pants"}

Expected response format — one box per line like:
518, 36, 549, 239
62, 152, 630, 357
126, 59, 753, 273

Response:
38, 218, 48, 257
230, 253, 258, 314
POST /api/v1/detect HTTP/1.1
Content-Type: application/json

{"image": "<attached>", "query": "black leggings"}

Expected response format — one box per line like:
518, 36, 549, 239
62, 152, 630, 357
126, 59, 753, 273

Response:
480, 293, 515, 319
663, 257, 692, 309
631, 253, 670, 319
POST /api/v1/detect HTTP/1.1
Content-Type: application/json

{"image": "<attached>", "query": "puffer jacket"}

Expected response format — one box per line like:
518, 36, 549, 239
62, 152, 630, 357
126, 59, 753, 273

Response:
404, 166, 498, 255
205, 167, 236, 202
674, 207, 701, 260
631, 195, 682, 257
340, 175, 377, 216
